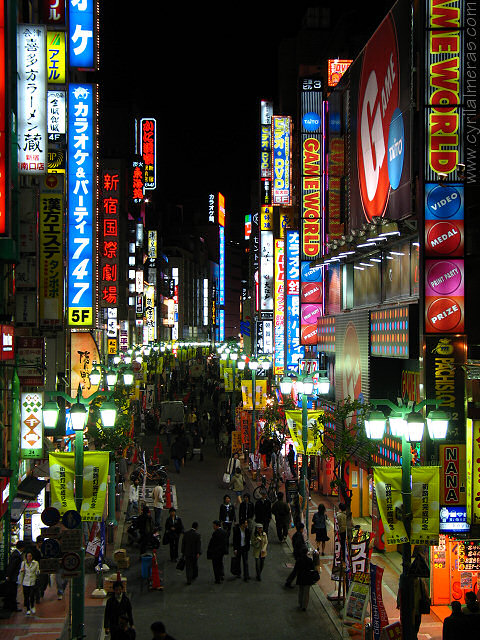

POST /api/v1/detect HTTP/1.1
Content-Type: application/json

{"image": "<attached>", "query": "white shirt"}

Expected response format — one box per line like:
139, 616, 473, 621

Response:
129, 484, 139, 503
152, 484, 164, 508
19, 559, 40, 586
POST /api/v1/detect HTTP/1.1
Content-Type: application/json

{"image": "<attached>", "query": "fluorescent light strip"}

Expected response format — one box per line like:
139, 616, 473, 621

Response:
390, 251, 405, 256
359, 262, 373, 267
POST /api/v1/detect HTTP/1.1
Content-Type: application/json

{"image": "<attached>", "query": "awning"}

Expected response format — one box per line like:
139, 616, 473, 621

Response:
16, 476, 47, 499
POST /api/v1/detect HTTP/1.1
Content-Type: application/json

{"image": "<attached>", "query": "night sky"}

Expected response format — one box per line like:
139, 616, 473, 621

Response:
99, 2, 395, 232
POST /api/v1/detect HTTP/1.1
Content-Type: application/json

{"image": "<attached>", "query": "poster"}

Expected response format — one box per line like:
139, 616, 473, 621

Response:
344, 571, 370, 625
373, 467, 409, 544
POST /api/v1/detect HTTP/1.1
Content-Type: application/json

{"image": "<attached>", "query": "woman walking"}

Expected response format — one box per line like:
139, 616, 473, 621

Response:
231, 468, 245, 504
18, 551, 40, 615
251, 522, 268, 581
311, 503, 329, 555
295, 547, 316, 611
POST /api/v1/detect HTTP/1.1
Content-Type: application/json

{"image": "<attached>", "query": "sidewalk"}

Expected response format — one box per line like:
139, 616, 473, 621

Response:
244, 463, 445, 640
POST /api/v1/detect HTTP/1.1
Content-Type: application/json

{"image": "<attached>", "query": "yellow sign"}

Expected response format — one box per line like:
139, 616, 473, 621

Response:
285, 410, 324, 455
107, 339, 117, 355
81, 452, 109, 522
46, 31, 66, 84
467, 419, 480, 525
241, 379, 267, 409
70, 331, 100, 399
231, 431, 242, 455
410, 466, 440, 545
49, 453, 76, 514
68, 307, 93, 326
373, 467, 409, 545
224, 367, 234, 392
260, 205, 273, 231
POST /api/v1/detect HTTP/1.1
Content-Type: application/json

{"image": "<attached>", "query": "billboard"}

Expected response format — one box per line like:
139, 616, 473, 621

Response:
425, 183, 464, 257
327, 59, 352, 87
285, 231, 304, 370
140, 118, 156, 190
272, 116, 292, 205
345, 0, 412, 227
425, 259, 464, 333
260, 231, 274, 312
274, 239, 284, 375
0, 4, 4, 234
21, 392, 44, 459
100, 167, 120, 310
335, 310, 370, 404
69, 0, 95, 69
260, 99, 273, 179
67, 84, 94, 326
46, 31, 66, 83
17, 25, 47, 175
300, 261, 322, 345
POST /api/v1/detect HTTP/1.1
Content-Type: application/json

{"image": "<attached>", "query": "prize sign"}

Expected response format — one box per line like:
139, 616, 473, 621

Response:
425, 259, 464, 333
67, 84, 94, 327
272, 116, 292, 205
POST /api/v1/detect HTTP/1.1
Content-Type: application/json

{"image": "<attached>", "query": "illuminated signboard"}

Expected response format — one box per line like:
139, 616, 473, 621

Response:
219, 226, 225, 306
20, 392, 44, 459
274, 239, 284, 375
47, 90, 66, 135
0, 325, 14, 361
39, 174, 64, 329
46, 30, 66, 83
100, 168, 120, 314
0, 5, 5, 234
272, 116, 292, 205
17, 25, 47, 175
260, 205, 273, 231
245, 214, 252, 240
219, 309, 225, 342
370, 306, 409, 358
260, 100, 273, 180
425, 259, 464, 333
260, 231, 274, 312
140, 118, 156, 190
69, 0, 95, 69
218, 192, 225, 227
327, 59, 352, 87
425, 183, 464, 257
285, 231, 305, 370
328, 134, 344, 241
67, 84, 94, 326
301, 78, 322, 260
208, 193, 215, 223
440, 444, 466, 506
439, 506, 469, 532
132, 156, 144, 204
300, 262, 322, 345
317, 316, 335, 353
425, 0, 464, 182
41, 0, 66, 25
144, 284, 156, 342
203, 278, 209, 326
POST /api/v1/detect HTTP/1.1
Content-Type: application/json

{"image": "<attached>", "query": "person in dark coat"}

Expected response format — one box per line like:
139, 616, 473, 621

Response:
287, 444, 296, 476
170, 436, 183, 473
151, 621, 177, 640
232, 519, 251, 581
104, 582, 134, 640
136, 505, 154, 555
115, 615, 136, 640
285, 522, 307, 588
254, 492, 272, 533
181, 522, 202, 585
207, 520, 227, 583
443, 601, 467, 638
219, 494, 236, 544
271, 491, 291, 542
164, 507, 184, 561
3, 540, 25, 611
295, 547, 316, 611
239, 493, 255, 533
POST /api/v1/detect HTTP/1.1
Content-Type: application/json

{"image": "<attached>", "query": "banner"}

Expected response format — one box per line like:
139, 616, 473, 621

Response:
71, 331, 100, 399
370, 563, 389, 640
344, 571, 370, 626
331, 510, 342, 581
241, 379, 267, 409
411, 466, 440, 545
49, 453, 76, 514
285, 410, 324, 455
81, 452, 109, 522
351, 534, 372, 574
373, 467, 409, 544
224, 367, 233, 392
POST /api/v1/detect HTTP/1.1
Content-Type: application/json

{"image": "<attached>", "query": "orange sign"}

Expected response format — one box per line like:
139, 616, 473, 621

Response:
327, 59, 352, 86
70, 332, 100, 399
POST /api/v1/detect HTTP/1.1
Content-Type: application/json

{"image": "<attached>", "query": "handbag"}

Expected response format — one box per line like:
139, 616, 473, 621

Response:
176, 557, 186, 571
193, 448, 201, 455
223, 472, 231, 484
230, 555, 241, 576
162, 531, 171, 545
307, 569, 320, 585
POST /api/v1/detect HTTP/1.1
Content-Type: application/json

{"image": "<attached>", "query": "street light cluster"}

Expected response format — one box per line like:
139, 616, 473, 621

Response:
364, 399, 449, 442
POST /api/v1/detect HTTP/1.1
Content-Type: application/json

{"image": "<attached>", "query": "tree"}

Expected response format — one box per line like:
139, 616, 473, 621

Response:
259, 394, 295, 448
87, 385, 133, 453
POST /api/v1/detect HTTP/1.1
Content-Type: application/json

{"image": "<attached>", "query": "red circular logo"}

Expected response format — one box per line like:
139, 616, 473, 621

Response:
426, 221, 462, 255
301, 282, 323, 304
357, 15, 399, 221
301, 325, 317, 345
427, 297, 462, 332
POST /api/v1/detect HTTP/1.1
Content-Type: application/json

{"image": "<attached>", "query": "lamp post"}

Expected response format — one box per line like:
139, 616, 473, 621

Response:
230, 351, 238, 426
365, 398, 448, 640
42, 384, 118, 640
248, 358, 259, 454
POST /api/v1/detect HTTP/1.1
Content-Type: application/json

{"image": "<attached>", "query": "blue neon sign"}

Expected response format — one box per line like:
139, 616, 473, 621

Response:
69, 0, 95, 69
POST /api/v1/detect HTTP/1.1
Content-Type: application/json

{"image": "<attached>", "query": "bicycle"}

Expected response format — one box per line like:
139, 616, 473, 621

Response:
253, 474, 280, 502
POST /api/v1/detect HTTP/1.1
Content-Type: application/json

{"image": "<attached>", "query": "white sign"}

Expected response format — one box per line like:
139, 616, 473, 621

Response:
17, 25, 47, 174
21, 392, 44, 459
47, 90, 66, 135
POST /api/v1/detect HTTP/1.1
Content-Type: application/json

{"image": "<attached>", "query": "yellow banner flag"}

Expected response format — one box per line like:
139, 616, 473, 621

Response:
241, 379, 267, 409
81, 451, 109, 522
49, 452, 76, 514
285, 410, 324, 455
373, 467, 409, 545
411, 466, 440, 546
224, 367, 234, 392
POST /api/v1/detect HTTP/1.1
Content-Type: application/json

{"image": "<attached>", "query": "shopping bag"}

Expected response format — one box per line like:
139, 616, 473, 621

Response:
230, 555, 241, 576
223, 473, 231, 484
176, 557, 186, 571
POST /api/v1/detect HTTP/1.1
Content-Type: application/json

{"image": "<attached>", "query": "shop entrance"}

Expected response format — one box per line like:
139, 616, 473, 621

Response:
432, 535, 480, 605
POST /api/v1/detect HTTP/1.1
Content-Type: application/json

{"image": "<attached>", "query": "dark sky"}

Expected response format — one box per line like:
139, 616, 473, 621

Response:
99, 2, 394, 230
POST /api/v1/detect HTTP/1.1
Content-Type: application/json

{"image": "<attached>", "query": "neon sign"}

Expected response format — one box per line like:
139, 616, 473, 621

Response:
272, 116, 292, 205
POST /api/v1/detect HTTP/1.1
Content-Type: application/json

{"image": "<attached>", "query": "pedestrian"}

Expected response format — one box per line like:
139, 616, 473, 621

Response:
231, 467, 245, 504
254, 491, 272, 533
165, 418, 173, 446
443, 600, 467, 638
151, 620, 177, 640
116, 615, 136, 640
152, 479, 165, 530
18, 550, 40, 615
287, 444, 296, 477
207, 520, 228, 584
462, 591, 480, 637
55, 566, 67, 600
219, 494, 236, 544
190, 427, 203, 461
126, 478, 140, 520
179, 425, 190, 466
337, 503, 347, 557
163, 507, 184, 562
104, 581, 134, 640
4, 540, 25, 611
170, 436, 183, 474
181, 521, 202, 585
239, 493, 255, 533
137, 505, 155, 555
251, 523, 268, 581
295, 547, 316, 611
285, 522, 307, 588
226, 452, 241, 478
271, 491, 291, 542
232, 519, 251, 581
311, 503, 329, 555
29, 536, 48, 603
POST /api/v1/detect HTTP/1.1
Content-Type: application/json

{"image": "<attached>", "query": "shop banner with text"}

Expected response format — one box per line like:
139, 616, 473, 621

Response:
241, 379, 267, 409
285, 410, 324, 454
81, 451, 109, 522
49, 452, 76, 514
370, 563, 389, 640
344, 571, 370, 626
411, 466, 440, 545
373, 467, 409, 544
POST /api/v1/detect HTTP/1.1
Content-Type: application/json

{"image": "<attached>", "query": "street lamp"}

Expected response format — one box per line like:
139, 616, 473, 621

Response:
42, 385, 117, 640
366, 398, 449, 640
248, 358, 259, 454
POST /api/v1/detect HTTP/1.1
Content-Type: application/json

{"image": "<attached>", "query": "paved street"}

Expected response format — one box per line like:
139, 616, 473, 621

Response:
115, 434, 339, 640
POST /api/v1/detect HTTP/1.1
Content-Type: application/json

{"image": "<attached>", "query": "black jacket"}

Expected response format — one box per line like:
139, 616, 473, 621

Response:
207, 527, 227, 559
181, 528, 202, 558
164, 515, 184, 537
254, 498, 271, 524
219, 502, 236, 524
104, 593, 134, 630
295, 554, 315, 586
292, 531, 307, 559
232, 524, 251, 552
6, 549, 23, 581
239, 501, 255, 523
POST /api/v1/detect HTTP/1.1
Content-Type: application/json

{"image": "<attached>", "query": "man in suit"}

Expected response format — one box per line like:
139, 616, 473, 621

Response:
181, 522, 201, 585
207, 520, 227, 584
254, 491, 272, 533
232, 519, 251, 581
3, 541, 25, 611
164, 508, 184, 561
